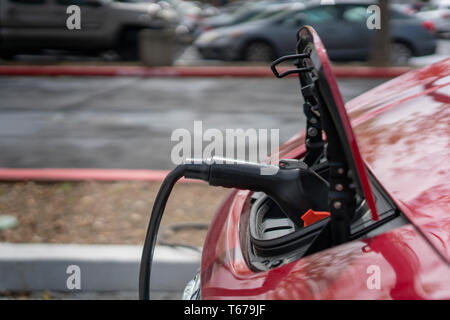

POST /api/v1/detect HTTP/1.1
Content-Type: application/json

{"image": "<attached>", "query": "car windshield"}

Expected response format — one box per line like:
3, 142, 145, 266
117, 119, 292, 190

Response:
269, 8, 302, 24
245, 7, 291, 22
230, 6, 266, 22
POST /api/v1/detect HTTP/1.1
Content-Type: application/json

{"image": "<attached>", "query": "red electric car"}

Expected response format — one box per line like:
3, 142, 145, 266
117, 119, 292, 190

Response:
197, 27, 449, 300
141, 26, 450, 300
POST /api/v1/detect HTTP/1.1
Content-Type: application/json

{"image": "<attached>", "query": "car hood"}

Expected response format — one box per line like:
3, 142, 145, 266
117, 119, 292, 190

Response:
207, 19, 272, 36
346, 59, 450, 262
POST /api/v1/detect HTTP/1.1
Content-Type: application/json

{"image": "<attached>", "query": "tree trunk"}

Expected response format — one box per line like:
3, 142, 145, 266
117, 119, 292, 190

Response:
369, 0, 391, 66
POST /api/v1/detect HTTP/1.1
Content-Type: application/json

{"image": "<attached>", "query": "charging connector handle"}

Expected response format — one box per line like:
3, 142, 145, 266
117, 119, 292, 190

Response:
185, 158, 329, 227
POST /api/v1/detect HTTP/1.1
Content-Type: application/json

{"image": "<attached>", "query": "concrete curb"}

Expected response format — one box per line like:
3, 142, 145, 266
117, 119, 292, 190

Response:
0, 65, 411, 78
0, 168, 202, 183
0, 243, 200, 292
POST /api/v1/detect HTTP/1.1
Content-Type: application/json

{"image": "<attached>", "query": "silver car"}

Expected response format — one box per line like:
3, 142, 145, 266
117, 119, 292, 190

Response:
416, 0, 450, 37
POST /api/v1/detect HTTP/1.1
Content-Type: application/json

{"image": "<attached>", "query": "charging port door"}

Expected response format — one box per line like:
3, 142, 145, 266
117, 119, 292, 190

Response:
296, 26, 379, 245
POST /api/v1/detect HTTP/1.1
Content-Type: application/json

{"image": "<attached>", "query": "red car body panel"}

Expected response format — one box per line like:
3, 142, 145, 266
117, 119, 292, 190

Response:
200, 58, 450, 300
347, 60, 450, 263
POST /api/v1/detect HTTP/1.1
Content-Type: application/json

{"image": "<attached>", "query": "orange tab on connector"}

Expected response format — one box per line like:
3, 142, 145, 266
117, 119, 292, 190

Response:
301, 209, 330, 227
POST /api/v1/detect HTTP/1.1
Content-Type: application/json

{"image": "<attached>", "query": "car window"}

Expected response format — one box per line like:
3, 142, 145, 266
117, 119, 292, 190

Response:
279, 6, 340, 27
301, 6, 340, 24
342, 6, 368, 22
341, 5, 413, 22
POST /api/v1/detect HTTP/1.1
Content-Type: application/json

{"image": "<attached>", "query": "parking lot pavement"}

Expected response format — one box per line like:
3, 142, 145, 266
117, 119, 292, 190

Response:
0, 77, 387, 169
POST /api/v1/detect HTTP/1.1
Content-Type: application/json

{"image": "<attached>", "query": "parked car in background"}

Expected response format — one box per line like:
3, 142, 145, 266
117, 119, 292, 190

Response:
195, 0, 437, 64
416, 0, 450, 37
195, 1, 300, 37
161, 0, 219, 37
0, 0, 177, 60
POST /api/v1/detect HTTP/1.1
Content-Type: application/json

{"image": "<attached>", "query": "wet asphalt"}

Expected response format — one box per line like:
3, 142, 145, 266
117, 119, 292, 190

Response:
0, 76, 387, 169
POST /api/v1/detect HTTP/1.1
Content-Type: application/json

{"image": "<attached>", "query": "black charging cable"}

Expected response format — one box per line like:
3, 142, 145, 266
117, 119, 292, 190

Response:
139, 158, 329, 300
139, 165, 186, 300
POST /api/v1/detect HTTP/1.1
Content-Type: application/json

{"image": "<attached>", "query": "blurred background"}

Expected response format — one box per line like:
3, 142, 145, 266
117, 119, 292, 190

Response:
0, 0, 449, 300
0, 0, 448, 66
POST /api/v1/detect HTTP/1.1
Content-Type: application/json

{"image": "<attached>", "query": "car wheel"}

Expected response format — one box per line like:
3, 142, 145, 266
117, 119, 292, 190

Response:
390, 42, 412, 65
243, 41, 276, 62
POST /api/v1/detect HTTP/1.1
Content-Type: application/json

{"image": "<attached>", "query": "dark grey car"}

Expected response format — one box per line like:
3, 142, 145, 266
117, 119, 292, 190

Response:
0, 0, 176, 60
195, 1, 437, 64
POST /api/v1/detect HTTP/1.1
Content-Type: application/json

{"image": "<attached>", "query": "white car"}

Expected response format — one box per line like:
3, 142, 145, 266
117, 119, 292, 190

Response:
416, 0, 450, 37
